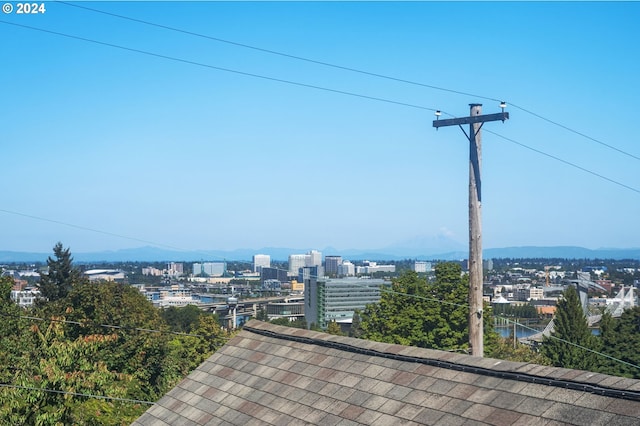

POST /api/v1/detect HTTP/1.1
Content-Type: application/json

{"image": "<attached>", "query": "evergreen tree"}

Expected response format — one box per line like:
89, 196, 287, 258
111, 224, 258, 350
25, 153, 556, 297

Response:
326, 320, 343, 336
598, 307, 640, 378
541, 285, 598, 370
38, 242, 81, 302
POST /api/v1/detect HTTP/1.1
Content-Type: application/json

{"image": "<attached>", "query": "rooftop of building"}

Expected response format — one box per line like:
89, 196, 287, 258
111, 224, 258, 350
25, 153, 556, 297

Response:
133, 319, 640, 425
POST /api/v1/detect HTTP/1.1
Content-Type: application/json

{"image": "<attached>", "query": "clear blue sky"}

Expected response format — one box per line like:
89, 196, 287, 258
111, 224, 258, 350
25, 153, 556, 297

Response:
1, 1, 639, 254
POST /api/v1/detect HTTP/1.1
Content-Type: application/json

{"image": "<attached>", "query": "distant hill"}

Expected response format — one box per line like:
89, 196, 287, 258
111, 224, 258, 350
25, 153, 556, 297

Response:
2, 245, 640, 263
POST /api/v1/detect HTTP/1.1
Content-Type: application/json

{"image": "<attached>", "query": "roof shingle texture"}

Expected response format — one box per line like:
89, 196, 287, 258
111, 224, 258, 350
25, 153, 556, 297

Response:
133, 320, 640, 425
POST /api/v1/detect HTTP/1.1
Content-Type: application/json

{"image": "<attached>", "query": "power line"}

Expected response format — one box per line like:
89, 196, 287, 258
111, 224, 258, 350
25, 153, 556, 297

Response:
0, 312, 216, 339
509, 103, 640, 162
2, 21, 637, 198
0, 383, 154, 405
55, 1, 640, 163
496, 315, 640, 373
486, 129, 640, 195
0, 20, 443, 115
5, 275, 639, 374
56, 1, 501, 104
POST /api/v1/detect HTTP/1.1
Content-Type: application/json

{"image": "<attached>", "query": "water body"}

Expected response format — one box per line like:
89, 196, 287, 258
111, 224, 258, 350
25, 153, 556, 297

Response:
495, 325, 543, 339
495, 325, 600, 338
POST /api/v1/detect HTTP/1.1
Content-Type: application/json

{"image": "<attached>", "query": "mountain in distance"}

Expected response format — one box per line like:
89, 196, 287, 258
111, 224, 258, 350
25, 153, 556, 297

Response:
2, 245, 640, 263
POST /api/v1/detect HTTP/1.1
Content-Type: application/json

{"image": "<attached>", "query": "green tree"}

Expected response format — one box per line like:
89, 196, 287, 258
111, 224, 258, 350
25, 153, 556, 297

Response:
0, 276, 30, 385
59, 282, 178, 400
487, 337, 550, 365
160, 305, 203, 333
326, 320, 343, 336
350, 310, 363, 338
37, 242, 81, 303
359, 264, 477, 351
541, 285, 598, 370
598, 307, 640, 378
0, 317, 145, 425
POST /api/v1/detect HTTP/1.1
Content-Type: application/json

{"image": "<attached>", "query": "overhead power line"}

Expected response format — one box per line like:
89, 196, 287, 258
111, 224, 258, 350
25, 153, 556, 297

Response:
1, 22, 637, 197
56, 1, 500, 103
56, 1, 640, 163
0, 20, 443, 115
486, 129, 640, 195
496, 315, 640, 373
0, 383, 155, 405
509, 103, 640, 162
1, 312, 214, 339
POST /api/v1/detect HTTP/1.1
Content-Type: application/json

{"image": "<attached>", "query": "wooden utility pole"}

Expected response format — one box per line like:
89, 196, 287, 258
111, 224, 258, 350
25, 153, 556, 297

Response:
433, 103, 509, 357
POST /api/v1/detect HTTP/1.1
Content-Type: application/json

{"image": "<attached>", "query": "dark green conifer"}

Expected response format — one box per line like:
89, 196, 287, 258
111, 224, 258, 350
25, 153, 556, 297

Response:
38, 242, 81, 302
542, 285, 598, 370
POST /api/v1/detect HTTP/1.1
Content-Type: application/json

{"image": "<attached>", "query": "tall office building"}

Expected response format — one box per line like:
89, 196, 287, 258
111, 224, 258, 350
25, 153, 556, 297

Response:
260, 267, 288, 285
304, 276, 385, 330
338, 260, 355, 277
253, 254, 271, 273
192, 262, 226, 277
288, 254, 307, 276
324, 255, 342, 277
305, 250, 322, 267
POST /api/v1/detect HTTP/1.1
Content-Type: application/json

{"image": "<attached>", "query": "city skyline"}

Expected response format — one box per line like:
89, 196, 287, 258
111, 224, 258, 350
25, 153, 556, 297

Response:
2, 2, 639, 254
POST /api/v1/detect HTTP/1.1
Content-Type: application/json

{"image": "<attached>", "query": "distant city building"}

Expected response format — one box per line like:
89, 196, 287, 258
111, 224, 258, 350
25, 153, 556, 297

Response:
252, 254, 271, 273
413, 261, 432, 273
84, 269, 126, 282
338, 260, 355, 277
324, 255, 342, 277
304, 277, 385, 329
305, 250, 322, 267
166, 262, 184, 277
265, 297, 305, 322
262, 279, 282, 291
516, 286, 544, 301
290, 279, 304, 292
193, 262, 226, 277
298, 266, 324, 283
288, 254, 307, 276
260, 267, 288, 285
142, 267, 163, 276
10, 288, 40, 308
356, 261, 395, 275
483, 259, 494, 271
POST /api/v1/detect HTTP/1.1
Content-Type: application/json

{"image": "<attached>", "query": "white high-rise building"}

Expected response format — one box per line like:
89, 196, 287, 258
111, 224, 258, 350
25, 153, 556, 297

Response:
306, 250, 322, 267
288, 254, 307, 276
253, 254, 271, 273
338, 260, 355, 277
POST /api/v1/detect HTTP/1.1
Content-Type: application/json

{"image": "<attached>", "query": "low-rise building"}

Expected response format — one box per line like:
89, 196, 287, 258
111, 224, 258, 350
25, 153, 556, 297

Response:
10, 288, 40, 307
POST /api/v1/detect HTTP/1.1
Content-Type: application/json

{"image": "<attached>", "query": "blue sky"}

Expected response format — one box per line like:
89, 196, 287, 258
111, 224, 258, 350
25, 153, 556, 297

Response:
1, 1, 639, 254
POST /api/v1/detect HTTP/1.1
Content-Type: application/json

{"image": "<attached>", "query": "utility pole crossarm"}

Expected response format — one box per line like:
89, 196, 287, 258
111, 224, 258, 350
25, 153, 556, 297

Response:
432, 112, 509, 128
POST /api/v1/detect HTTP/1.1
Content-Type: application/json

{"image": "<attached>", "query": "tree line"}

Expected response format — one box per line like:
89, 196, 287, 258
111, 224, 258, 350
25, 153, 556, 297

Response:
285, 263, 640, 377
0, 243, 232, 425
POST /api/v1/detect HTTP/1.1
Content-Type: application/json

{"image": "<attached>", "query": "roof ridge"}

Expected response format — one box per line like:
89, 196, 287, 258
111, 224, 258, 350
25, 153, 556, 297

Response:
244, 321, 640, 402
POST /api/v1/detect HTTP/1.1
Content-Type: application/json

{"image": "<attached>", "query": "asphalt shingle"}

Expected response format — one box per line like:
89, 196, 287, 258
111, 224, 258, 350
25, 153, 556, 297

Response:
133, 320, 640, 426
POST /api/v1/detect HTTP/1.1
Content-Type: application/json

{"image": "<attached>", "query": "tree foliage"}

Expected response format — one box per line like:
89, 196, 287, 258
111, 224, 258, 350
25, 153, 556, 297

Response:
0, 244, 233, 424
541, 285, 599, 370
598, 307, 640, 378
0, 318, 143, 425
37, 242, 81, 303
358, 264, 497, 352
326, 320, 344, 336
160, 305, 203, 333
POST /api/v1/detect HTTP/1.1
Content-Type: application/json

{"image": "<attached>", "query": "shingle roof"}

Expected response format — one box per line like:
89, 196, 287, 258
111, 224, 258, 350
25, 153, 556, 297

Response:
133, 320, 640, 425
